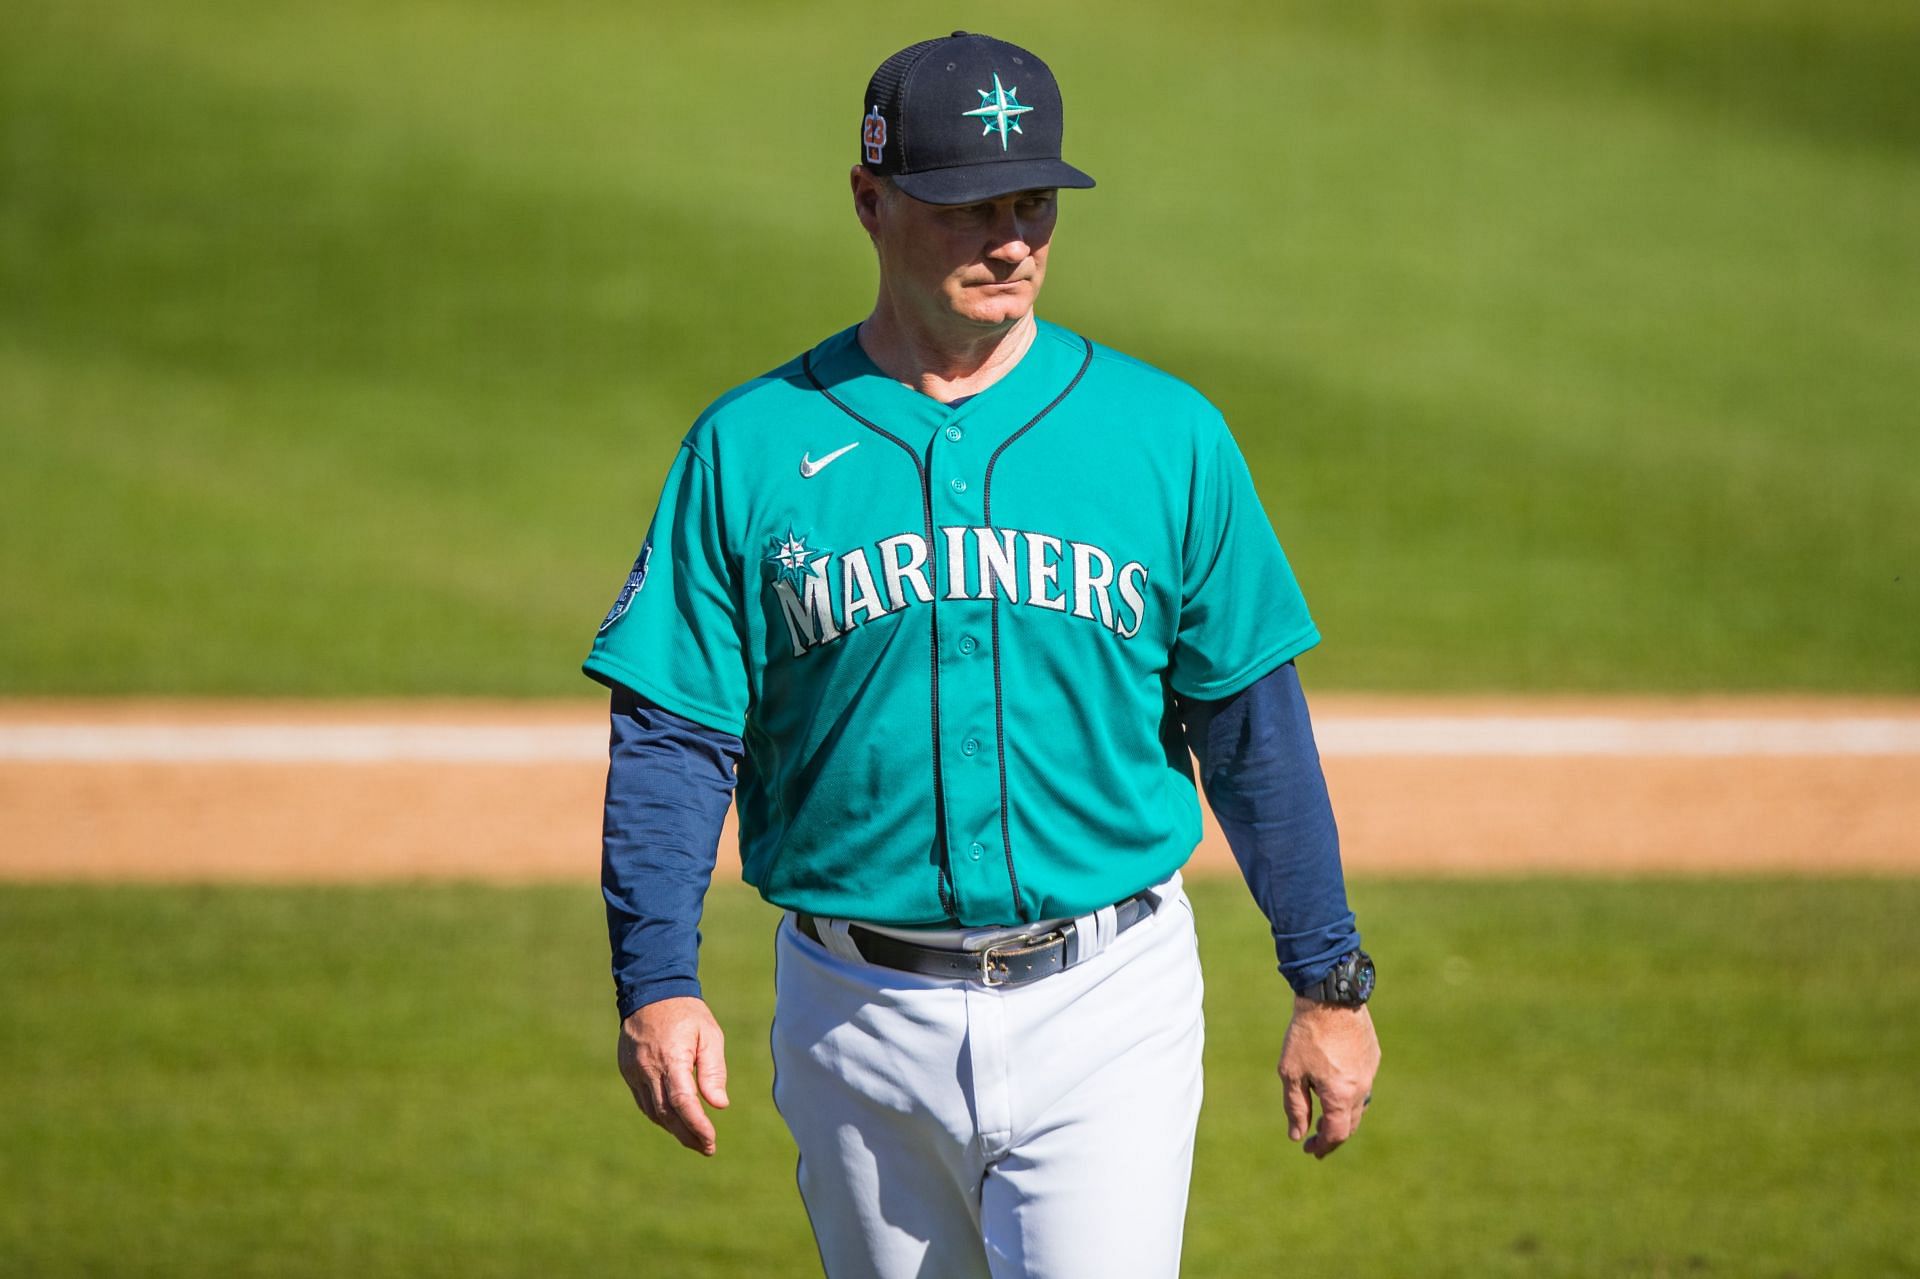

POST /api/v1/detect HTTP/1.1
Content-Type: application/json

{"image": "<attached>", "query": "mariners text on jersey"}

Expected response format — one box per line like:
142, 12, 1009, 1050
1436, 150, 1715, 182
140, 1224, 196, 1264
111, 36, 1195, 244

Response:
766, 524, 1151, 658
585, 319, 1321, 929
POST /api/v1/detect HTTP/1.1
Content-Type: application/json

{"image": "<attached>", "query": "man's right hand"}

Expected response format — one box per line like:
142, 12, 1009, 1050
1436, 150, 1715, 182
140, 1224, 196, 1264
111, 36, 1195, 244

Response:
617, 996, 731, 1156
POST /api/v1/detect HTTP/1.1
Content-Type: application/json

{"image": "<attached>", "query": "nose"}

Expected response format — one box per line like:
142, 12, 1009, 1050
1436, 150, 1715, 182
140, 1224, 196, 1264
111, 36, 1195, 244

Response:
985, 208, 1033, 264
990, 214, 1036, 263
987, 234, 1031, 265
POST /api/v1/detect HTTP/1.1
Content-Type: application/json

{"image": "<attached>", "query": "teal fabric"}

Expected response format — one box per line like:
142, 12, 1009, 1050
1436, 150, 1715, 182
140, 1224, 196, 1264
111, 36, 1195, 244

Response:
584, 319, 1319, 927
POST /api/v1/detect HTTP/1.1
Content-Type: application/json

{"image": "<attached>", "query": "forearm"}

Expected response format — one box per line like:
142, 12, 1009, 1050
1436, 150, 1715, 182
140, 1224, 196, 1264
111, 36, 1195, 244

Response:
1180, 661, 1360, 993
602, 682, 743, 1018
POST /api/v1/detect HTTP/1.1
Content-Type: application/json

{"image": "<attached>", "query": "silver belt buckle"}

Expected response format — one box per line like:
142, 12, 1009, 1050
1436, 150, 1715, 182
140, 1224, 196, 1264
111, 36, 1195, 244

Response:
978, 928, 1068, 987
980, 939, 1017, 987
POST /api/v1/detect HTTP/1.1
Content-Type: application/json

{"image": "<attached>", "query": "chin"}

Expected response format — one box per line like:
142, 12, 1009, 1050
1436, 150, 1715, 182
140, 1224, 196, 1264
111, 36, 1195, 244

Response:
953, 291, 1035, 327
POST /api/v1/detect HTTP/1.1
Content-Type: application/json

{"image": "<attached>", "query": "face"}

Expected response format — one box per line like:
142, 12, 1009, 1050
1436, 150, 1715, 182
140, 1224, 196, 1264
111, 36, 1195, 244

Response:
852, 169, 1058, 333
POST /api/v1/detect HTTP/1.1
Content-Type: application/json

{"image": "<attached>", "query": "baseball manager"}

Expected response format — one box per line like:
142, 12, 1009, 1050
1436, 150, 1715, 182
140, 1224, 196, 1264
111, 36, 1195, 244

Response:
586, 31, 1381, 1278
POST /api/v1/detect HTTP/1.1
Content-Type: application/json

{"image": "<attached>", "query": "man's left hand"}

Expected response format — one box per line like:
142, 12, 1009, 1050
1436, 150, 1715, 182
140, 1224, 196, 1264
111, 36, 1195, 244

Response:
1278, 997, 1381, 1159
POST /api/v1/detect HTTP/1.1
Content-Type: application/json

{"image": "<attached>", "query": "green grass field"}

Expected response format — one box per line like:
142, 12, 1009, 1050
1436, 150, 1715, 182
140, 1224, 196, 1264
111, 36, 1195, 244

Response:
4, 5, 1916, 1276
2, 878, 1916, 1278
3, 0, 1916, 695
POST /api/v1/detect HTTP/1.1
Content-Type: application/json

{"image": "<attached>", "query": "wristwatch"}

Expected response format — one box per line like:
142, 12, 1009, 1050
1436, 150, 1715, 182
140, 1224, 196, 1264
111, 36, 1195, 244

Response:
1301, 949, 1374, 1006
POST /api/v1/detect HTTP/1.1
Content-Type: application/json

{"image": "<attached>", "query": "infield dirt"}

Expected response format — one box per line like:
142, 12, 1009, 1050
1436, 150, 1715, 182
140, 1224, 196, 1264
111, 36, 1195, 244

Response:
3, 696, 1917, 881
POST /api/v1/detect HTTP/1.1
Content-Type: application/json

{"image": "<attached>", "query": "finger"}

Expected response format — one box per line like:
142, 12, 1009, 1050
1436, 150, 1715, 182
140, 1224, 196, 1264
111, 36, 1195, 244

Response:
664, 1064, 718, 1155
696, 1027, 731, 1110
632, 1062, 691, 1142
650, 1104, 706, 1154
1280, 1070, 1312, 1144
1305, 1096, 1359, 1159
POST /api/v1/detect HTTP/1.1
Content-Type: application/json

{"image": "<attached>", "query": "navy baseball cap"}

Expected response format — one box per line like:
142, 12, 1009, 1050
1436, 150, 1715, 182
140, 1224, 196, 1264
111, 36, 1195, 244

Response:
858, 32, 1096, 205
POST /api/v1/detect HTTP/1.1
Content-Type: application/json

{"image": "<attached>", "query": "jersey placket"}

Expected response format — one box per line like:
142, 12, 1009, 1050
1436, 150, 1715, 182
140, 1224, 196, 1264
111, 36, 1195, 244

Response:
925, 408, 1013, 922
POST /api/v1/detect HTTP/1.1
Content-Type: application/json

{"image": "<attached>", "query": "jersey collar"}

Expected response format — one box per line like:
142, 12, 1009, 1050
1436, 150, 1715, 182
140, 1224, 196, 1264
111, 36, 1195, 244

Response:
804, 318, 1086, 442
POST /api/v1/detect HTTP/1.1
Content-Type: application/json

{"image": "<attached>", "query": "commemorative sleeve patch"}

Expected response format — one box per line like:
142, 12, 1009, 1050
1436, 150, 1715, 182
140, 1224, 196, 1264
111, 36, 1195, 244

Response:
598, 541, 653, 634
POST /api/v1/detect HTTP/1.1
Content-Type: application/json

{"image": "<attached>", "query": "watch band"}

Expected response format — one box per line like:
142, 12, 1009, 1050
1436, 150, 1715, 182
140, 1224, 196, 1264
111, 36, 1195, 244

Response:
1303, 950, 1372, 1005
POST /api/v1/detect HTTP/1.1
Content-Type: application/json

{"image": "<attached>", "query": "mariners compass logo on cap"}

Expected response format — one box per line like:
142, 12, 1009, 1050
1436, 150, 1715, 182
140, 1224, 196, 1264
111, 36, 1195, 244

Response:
963, 73, 1032, 150
857, 31, 1095, 205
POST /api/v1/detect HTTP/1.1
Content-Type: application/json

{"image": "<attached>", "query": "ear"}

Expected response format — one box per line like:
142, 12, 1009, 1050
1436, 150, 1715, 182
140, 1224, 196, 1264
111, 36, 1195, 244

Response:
850, 166, 886, 240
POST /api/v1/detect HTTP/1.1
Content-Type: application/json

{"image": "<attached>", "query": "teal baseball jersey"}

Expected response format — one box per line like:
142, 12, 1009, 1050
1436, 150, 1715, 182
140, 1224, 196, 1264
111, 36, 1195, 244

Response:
584, 318, 1319, 927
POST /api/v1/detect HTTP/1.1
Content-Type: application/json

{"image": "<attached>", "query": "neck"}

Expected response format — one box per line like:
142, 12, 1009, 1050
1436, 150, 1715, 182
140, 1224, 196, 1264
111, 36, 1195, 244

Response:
858, 299, 1037, 403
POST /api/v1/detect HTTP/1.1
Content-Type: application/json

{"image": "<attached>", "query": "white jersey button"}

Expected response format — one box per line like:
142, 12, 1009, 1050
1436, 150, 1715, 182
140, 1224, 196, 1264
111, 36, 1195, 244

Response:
945, 425, 963, 442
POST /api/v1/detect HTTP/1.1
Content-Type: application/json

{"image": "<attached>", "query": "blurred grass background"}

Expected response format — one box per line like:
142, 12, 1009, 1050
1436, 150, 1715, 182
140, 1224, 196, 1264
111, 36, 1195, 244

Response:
5, 5, 1918, 1277
4, 877, 1917, 1277
3, 0, 1915, 696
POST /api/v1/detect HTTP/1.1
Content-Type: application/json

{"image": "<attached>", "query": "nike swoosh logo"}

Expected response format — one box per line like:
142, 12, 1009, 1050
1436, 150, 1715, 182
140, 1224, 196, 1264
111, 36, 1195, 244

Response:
799, 442, 860, 478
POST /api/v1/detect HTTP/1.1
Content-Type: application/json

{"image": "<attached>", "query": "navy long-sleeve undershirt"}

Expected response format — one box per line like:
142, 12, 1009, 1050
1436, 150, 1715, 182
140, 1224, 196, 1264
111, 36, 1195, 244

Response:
1175, 662, 1361, 992
601, 682, 743, 1019
601, 661, 1359, 1017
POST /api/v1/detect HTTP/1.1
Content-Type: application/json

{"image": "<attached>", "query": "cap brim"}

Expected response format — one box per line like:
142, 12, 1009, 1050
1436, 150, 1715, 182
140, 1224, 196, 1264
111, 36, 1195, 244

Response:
891, 158, 1096, 205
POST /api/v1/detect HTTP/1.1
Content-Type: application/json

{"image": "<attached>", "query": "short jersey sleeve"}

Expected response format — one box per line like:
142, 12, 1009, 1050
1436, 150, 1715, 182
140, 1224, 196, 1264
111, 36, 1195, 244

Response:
1168, 419, 1321, 700
583, 442, 750, 736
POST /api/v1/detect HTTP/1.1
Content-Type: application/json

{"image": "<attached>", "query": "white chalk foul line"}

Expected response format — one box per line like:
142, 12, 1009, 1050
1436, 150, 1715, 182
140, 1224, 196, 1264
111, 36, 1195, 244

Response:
0, 717, 1918, 762
1314, 717, 1920, 757
0, 725, 604, 764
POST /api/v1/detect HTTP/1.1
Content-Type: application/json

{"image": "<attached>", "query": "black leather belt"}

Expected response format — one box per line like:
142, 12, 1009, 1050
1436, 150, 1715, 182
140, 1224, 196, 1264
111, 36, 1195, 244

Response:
795, 891, 1156, 988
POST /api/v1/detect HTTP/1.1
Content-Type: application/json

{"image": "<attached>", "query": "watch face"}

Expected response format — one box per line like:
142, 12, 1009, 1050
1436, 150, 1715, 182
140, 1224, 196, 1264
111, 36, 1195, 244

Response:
1353, 954, 1376, 1002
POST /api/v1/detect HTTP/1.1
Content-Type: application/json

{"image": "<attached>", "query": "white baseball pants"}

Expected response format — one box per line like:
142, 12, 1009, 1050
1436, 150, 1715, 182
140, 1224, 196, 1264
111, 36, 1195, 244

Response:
769, 876, 1205, 1279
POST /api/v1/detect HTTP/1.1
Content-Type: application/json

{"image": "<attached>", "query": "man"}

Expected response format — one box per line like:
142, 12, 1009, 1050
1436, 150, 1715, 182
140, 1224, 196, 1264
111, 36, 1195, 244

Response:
586, 31, 1380, 1278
